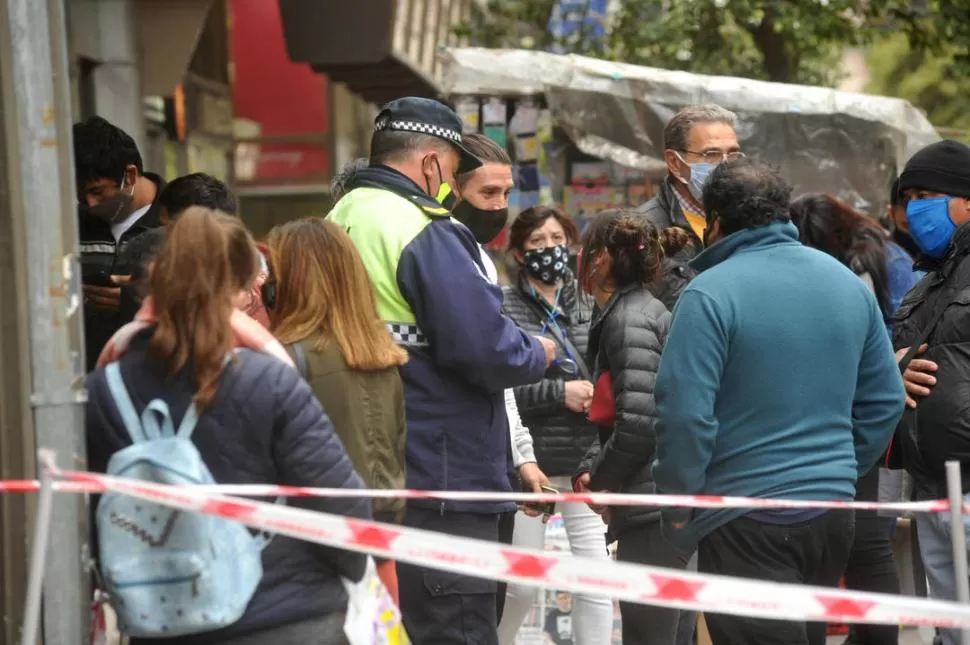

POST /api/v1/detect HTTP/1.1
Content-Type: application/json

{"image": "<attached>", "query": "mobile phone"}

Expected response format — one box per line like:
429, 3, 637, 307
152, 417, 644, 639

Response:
82, 266, 115, 287
523, 484, 558, 516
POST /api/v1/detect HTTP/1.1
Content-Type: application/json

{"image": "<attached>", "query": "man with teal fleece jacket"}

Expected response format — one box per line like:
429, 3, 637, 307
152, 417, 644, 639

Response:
652, 159, 905, 645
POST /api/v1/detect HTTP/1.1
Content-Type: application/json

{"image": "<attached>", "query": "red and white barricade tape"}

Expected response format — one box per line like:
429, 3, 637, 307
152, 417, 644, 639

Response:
51, 467, 970, 629
0, 478, 952, 514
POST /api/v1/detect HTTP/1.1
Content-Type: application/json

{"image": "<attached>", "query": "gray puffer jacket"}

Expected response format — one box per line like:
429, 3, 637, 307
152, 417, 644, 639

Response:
575, 284, 671, 536
502, 274, 597, 477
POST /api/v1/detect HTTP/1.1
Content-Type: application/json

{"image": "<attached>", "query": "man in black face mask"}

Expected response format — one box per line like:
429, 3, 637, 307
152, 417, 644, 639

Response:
74, 116, 166, 371
452, 132, 557, 624
452, 132, 515, 248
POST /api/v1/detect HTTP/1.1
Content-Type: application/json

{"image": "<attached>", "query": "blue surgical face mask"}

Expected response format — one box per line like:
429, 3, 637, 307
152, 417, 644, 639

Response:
687, 163, 717, 202
907, 196, 955, 260
675, 153, 718, 202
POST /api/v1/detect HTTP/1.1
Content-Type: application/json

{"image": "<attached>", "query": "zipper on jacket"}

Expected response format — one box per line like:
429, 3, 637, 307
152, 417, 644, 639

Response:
113, 573, 200, 589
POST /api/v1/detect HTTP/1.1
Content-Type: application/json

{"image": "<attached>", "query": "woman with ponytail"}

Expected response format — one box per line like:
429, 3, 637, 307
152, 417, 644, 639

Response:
790, 193, 919, 645
571, 209, 695, 645
85, 208, 371, 645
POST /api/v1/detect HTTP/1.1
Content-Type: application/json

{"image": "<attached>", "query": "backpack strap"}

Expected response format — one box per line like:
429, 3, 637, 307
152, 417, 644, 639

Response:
105, 362, 202, 442
174, 404, 200, 439
141, 399, 176, 439
105, 362, 154, 443
107, 353, 276, 548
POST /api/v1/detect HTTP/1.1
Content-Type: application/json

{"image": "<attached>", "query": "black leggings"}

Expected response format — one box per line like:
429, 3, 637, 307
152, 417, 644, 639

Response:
844, 467, 899, 645
495, 510, 517, 623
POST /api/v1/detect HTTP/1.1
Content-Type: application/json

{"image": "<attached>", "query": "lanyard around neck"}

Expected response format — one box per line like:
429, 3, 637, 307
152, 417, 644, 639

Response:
534, 286, 577, 365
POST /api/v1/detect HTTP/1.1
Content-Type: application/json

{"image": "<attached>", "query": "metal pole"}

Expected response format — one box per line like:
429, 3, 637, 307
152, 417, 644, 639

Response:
20, 469, 55, 645
0, 0, 90, 643
945, 460, 970, 645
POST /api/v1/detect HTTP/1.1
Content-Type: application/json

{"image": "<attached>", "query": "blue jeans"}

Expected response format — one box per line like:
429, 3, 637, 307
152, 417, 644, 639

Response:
915, 492, 970, 645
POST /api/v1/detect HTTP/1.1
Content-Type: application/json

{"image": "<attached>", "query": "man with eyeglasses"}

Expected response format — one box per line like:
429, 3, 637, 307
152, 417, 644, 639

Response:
635, 104, 744, 259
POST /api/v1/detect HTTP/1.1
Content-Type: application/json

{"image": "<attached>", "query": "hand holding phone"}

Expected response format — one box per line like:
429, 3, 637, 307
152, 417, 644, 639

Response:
82, 267, 115, 287
522, 484, 558, 517
82, 269, 128, 311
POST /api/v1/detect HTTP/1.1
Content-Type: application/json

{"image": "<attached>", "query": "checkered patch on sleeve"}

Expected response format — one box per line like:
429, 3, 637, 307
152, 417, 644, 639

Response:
386, 322, 429, 347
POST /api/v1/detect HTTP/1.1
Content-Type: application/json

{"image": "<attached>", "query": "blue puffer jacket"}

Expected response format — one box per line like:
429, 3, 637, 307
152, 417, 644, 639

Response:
85, 330, 371, 645
885, 240, 923, 332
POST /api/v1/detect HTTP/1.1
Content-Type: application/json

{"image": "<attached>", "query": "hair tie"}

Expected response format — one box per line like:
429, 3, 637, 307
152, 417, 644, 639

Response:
638, 243, 646, 251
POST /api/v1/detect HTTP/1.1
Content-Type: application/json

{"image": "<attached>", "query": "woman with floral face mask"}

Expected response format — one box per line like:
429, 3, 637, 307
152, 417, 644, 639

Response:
499, 207, 614, 645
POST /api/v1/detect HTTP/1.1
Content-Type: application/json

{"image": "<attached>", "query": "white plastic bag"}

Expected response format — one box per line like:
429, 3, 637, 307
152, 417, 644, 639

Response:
342, 557, 409, 645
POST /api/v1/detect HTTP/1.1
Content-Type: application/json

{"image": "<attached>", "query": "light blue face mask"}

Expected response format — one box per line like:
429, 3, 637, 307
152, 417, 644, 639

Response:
674, 153, 718, 202
907, 196, 955, 260
686, 163, 718, 202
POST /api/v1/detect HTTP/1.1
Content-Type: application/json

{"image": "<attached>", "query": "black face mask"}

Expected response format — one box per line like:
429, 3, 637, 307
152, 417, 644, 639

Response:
87, 173, 135, 224
452, 201, 508, 245
523, 244, 570, 286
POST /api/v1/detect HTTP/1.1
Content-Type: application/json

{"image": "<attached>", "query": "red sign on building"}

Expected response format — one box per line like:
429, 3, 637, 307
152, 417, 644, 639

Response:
229, 0, 330, 186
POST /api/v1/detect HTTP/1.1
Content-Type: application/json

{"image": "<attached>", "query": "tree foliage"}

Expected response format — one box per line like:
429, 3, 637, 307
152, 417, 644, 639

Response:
866, 34, 970, 142
456, 0, 970, 86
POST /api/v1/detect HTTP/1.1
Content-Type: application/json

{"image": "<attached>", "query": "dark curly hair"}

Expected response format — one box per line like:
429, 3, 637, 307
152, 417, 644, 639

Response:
703, 157, 792, 236
578, 209, 663, 290
790, 193, 890, 316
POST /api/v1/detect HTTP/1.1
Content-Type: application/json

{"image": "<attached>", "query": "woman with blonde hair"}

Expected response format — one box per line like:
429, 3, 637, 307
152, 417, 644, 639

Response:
264, 217, 408, 602
86, 208, 371, 644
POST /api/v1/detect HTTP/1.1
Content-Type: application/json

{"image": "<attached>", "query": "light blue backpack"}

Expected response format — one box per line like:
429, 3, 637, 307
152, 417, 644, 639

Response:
97, 360, 270, 638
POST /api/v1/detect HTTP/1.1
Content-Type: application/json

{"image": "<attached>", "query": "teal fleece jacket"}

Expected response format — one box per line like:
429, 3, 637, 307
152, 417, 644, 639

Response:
652, 221, 905, 553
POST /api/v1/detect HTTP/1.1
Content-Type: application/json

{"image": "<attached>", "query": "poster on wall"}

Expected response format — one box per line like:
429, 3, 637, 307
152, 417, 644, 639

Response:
563, 185, 626, 228
571, 161, 610, 185
510, 516, 622, 645
456, 96, 481, 132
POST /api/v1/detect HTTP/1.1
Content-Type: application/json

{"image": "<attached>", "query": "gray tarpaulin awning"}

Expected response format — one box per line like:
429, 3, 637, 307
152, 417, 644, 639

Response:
439, 47, 940, 211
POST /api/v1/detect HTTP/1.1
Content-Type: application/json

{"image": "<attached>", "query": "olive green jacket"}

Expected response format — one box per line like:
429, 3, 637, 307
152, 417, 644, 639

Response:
288, 333, 406, 523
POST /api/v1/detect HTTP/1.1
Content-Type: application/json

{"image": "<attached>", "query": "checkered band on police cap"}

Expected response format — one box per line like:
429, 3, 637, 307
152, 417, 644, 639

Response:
373, 97, 482, 172
374, 117, 463, 144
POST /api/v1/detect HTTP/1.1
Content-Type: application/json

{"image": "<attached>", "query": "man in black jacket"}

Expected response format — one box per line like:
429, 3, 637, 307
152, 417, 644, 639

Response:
891, 140, 970, 645
634, 104, 744, 259
75, 116, 165, 371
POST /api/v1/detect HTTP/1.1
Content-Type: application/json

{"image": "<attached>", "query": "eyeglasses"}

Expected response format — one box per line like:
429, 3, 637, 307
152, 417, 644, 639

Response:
677, 150, 745, 164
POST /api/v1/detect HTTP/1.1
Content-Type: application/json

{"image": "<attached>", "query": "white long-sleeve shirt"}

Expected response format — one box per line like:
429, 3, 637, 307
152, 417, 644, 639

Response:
479, 246, 537, 467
